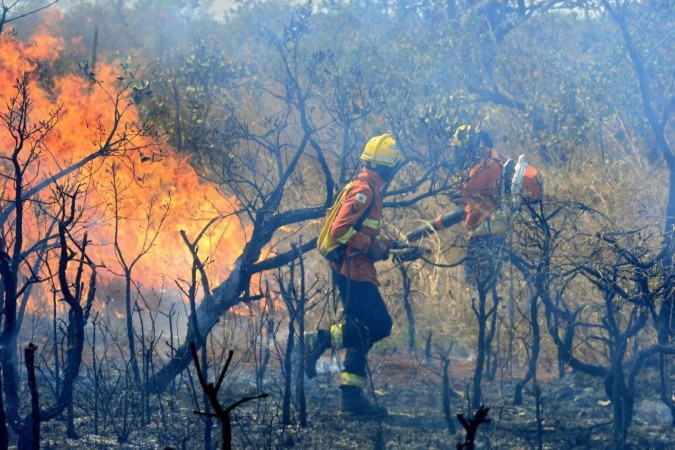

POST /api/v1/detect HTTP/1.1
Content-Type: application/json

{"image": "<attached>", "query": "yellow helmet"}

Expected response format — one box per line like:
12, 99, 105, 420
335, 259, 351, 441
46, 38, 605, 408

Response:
452, 124, 476, 147
360, 133, 401, 168
452, 124, 492, 150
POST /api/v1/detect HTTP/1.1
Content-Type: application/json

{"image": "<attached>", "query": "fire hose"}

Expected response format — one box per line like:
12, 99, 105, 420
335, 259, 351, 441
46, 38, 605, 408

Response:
390, 242, 431, 262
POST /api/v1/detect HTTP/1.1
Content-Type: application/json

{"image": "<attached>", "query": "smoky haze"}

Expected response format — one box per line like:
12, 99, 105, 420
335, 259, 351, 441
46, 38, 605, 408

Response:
0, 0, 673, 449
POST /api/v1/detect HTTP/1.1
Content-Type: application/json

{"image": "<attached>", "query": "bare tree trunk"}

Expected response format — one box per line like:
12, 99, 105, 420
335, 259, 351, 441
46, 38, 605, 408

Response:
472, 286, 488, 411
604, 0, 675, 423
457, 405, 491, 450
0, 5, 7, 36
202, 348, 213, 450
18, 344, 40, 450
296, 252, 307, 428
514, 293, 540, 405
399, 266, 416, 352
150, 260, 249, 394
534, 384, 543, 450
608, 352, 633, 450
0, 334, 19, 432
0, 365, 8, 450
282, 315, 295, 426
440, 350, 456, 434
662, 172, 675, 322
92, 316, 100, 435
124, 273, 141, 386
659, 354, 675, 427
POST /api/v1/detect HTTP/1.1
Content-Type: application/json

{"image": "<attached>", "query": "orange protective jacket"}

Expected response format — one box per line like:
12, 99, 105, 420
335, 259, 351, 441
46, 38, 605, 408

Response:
431, 150, 505, 238
423, 148, 538, 239
461, 149, 506, 236
330, 167, 389, 286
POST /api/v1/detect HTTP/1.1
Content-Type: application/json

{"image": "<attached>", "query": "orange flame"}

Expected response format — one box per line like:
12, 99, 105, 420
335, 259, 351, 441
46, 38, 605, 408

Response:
1, 25, 249, 312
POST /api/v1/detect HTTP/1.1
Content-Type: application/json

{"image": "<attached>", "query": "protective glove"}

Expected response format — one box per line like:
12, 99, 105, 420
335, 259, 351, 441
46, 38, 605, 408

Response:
392, 244, 431, 262
366, 236, 390, 261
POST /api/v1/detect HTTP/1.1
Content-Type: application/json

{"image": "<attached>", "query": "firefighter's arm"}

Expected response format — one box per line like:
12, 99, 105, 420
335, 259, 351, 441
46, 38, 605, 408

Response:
406, 209, 466, 242
462, 166, 487, 200
463, 158, 501, 200
329, 185, 375, 253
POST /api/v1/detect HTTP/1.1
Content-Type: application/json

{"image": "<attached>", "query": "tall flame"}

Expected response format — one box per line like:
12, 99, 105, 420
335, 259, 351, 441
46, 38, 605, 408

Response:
0, 24, 248, 310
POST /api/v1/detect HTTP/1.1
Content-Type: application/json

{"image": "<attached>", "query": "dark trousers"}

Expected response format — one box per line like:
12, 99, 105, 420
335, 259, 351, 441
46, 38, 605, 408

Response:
333, 272, 393, 378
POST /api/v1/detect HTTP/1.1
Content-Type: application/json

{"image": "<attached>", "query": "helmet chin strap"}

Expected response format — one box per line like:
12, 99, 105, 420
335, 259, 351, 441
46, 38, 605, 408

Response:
366, 162, 396, 182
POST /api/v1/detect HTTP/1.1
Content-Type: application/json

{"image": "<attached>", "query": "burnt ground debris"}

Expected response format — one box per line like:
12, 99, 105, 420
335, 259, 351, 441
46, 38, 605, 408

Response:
34, 351, 674, 450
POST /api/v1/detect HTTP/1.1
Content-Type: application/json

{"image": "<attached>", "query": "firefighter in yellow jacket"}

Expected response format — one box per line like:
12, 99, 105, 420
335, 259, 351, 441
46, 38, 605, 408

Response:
304, 133, 401, 419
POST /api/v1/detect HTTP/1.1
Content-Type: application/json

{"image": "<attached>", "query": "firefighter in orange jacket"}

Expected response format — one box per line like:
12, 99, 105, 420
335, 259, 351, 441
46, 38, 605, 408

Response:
304, 133, 401, 419
406, 125, 510, 289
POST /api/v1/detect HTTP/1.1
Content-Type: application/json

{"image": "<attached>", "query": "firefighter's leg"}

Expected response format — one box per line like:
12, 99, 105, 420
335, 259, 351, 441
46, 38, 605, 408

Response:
335, 279, 391, 418
303, 272, 349, 379
339, 347, 388, 418
335, 277, 393, 348
303, 328, 331, 379
304, 321, 350, 379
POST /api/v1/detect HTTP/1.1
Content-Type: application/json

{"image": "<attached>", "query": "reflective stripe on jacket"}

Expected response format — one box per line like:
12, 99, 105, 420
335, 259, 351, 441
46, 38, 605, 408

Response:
329, 167, 386, 286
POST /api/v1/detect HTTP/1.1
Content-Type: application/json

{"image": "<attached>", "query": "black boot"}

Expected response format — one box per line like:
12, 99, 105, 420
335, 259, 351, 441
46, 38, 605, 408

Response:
303, 329, 330, 379
339, 385, 388, 419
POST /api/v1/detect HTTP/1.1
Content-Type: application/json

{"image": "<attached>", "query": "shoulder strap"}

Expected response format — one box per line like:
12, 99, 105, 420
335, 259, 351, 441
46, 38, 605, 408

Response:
353, 179, 376, 231
354, 198, 374, 231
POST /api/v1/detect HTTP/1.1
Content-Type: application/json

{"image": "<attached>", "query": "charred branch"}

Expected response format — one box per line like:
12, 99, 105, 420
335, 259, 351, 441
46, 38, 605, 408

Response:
189, 343, 268, 450
456, 405, 491, 450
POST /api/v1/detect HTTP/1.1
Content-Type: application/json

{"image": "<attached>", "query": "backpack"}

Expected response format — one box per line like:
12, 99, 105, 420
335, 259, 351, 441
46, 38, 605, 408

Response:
317, 182, 373, 262
502, 154, 543, 210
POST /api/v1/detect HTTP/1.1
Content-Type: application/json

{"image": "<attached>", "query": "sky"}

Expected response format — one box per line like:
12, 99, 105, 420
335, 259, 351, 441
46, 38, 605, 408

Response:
210, 0, 234, 15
